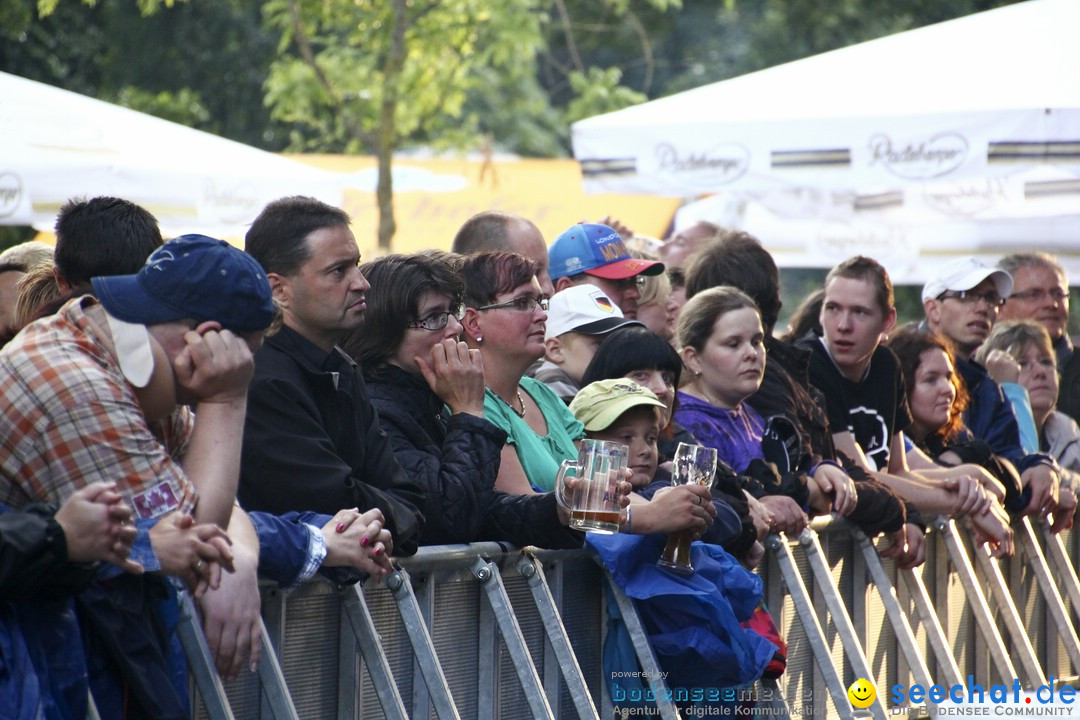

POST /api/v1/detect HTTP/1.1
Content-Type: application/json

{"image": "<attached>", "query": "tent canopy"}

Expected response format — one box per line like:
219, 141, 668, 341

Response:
0, 72, 465, 239
570, 0, 1080, 282
574, 0, 1079, 196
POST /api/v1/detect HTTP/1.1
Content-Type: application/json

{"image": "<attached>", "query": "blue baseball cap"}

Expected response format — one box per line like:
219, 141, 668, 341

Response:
548, 223, 664, 281
92, 234, 275, 333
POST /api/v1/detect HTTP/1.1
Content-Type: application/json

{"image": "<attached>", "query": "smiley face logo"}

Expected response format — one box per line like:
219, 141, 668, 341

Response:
847, 678, 876, 709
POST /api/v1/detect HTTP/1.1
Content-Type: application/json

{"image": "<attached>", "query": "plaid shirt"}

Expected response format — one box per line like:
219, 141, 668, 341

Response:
0, 297, 197, 518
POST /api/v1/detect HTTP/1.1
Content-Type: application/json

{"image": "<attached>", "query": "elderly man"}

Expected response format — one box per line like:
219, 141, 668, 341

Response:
998, 252, 1080, 422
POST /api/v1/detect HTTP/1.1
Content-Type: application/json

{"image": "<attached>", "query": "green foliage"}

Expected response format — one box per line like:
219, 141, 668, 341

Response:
565, 66, 646, 124
36, 0, 178, 17
113, 86, 210, 127
263, 0, 546, 154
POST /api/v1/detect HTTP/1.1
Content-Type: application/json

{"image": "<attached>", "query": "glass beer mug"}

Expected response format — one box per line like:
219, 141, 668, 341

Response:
555, 439, 628, 534
657, 442, 718, 574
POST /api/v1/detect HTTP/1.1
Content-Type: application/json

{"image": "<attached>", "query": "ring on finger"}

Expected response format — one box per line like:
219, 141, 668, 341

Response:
192, 559, 206, 573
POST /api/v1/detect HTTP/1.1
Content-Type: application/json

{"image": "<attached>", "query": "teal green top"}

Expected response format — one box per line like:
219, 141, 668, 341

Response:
484, 377, 584, 492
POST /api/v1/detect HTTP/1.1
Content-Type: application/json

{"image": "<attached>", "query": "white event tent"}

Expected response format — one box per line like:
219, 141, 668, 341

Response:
0, 72, 464, 239
571, 0, 1080, 283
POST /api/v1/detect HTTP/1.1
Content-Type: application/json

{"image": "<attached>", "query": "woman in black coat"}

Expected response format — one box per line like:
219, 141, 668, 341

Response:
345, 252, 579, 548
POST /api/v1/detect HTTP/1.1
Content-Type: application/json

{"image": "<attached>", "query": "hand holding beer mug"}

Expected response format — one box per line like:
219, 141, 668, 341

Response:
555, 439, 629, 534
657, 442, 718, 574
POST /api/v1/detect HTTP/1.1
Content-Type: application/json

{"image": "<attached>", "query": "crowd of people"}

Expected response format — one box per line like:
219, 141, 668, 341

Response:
0, 195, 1076, 717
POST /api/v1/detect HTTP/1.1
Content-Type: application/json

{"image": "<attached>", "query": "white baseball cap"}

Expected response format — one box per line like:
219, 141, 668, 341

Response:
544, 285, 643, 339
921, 257, 1013, 303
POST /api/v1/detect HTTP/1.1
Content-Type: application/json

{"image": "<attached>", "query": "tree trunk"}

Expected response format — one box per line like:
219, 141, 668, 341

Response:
376, 0, 409, 251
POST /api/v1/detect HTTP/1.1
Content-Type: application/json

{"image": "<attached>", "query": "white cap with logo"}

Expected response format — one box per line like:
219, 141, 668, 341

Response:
544, 285, 643, 340
921, 257, 1014, 304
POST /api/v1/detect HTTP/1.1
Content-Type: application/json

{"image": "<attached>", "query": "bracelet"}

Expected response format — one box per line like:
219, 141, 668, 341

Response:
623, 506, 632, 533
809, 459, 844, 478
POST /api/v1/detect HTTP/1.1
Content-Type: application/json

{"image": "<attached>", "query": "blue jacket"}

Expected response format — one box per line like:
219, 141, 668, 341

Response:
957, 356, 1055, 474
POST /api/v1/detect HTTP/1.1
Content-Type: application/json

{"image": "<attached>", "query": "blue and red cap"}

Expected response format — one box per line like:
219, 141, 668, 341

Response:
548, 223, 664, 281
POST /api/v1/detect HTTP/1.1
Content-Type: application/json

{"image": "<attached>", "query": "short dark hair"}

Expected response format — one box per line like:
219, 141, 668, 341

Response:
346, 252, 464, 369
451, 211, 533, 255
825, 255, 894, 314
245, 196, 351, 276
782, 288, 825, 342
684, 231, 781, 333
54, 196, 162, 287
459, 252, 537, 308
582, 325, 683, 388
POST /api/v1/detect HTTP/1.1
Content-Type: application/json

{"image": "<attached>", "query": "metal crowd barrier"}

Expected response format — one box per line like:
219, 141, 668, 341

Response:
183, 517, 1080, 719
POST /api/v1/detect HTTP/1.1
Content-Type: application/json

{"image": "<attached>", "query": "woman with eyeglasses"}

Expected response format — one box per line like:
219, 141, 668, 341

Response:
976, 320, 1080, 530
459, 251, 586, 494
346, 252, 580, 547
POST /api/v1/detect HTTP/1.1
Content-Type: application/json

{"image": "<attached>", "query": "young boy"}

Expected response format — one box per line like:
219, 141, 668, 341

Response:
569, 379, 776, 704
534, 285, 641, 403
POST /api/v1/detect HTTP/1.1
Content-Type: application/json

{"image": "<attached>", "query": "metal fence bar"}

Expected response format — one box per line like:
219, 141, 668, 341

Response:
897, 565, 964, 688
598, 564, 681, 720
517, 551, 599, 720
1040, 523, 1080, 628
969, 533, 1047, 687
934, 517, 1019, 682
1015, 517, 1080, 672
252, 621, 301, 720
176, 590, 236, 720
850, 527, 937, 692
799, 529, 887, 720
471, 556, 555, 720
767, 532, 855, 720
758, 677, 791, 718
384, 569, 462, 720
340, 584, 411, 720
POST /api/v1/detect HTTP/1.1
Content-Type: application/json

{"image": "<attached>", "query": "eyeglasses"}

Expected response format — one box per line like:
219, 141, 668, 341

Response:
1018, 357, 1057, 373
476, 295, 549, 313
407, 306, 465, 331
1009, 287, 1069, 303
611, 276, 648, 291
939, 290, 1005, 308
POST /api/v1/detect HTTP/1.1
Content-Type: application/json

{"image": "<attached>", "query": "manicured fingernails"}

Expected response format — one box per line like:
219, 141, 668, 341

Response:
360, 536, 370, 547
336, 523, 345, 532
373, 547, 383, 557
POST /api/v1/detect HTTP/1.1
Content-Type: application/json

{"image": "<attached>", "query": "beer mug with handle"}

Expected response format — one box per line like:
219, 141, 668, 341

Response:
555, 439, 628, 534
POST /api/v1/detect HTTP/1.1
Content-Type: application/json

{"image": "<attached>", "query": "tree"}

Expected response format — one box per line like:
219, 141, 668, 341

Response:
262, 0, 549, 248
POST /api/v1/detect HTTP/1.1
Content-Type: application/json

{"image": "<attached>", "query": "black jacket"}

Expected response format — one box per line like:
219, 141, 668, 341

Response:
365, 364, 582, 549
239, 327, 425, 555
751, 335, 907, 536
0, 503, 96, 602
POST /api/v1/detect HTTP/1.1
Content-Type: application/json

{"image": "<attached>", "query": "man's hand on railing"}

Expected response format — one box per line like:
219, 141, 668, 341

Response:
969, 502, 1014, 558
1049, 484, 1077, 534
880, 522, 926, 570
197, 543, 262, 682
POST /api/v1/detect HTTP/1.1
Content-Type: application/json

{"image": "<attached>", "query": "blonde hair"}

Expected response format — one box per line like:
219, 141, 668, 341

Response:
630, 248, 671, 306
13, 260, 60, 330
975, 320, 1054, 367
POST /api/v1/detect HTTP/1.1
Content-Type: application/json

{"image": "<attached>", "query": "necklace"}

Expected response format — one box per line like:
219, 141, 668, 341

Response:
501, 387, 526, 418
